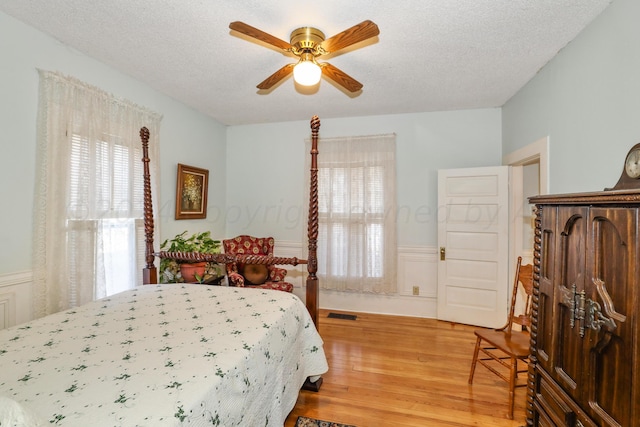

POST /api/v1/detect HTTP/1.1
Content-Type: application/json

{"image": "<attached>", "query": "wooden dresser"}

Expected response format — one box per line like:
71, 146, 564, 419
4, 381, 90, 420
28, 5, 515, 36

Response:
527, 145, 640, 426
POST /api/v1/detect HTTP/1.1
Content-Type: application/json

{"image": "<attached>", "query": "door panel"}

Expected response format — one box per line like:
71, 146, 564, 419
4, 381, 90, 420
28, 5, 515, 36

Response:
446, 231, 499, 260
547, 206, 637, 427
586, 208, 635, 426
553, 207, 587, 398
437, 166, 509, 328
535, 205, 557, 371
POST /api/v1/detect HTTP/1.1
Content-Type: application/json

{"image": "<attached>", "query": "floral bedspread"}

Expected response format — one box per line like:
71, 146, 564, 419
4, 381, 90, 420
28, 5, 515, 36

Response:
0, 284, 328, 426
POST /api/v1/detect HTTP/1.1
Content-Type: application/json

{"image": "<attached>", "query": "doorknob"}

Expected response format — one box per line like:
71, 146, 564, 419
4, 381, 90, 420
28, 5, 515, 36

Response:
440, 247, 446, 261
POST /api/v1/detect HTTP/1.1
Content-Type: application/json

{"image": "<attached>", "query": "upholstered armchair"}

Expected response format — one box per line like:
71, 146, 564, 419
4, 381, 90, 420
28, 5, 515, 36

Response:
222, 235, 294, 293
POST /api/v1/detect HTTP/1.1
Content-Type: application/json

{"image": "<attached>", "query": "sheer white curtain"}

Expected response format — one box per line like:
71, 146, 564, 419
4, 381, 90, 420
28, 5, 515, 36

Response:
33, 70, 161, 317
305, 134, 397, 293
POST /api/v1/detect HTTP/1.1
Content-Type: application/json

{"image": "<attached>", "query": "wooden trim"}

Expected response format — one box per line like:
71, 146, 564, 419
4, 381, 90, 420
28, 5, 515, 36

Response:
503, 136, 549, 195
530, 189, 640, 204
306, 115, 321, 327
525, 203, 542, 426
0, 271, 33, 288
140, 127, 157, 285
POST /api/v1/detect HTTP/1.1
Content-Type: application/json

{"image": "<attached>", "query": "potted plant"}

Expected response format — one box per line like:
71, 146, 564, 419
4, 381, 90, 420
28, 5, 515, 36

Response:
159, 231, 223, 283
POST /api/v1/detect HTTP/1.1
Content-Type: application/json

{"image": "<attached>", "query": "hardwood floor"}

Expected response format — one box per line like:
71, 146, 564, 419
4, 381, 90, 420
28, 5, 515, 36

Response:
285, 309, 527, 427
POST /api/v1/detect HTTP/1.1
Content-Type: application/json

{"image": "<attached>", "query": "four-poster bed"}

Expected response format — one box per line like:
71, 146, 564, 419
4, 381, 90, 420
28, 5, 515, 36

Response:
0, 117, 327, 426
140, 115, 322, 327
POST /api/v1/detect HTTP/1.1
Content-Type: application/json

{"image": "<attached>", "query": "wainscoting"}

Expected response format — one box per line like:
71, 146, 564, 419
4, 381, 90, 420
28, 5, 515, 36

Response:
0, 244, 439, 330
0, 271, 34, 330
279, 241, 439, 319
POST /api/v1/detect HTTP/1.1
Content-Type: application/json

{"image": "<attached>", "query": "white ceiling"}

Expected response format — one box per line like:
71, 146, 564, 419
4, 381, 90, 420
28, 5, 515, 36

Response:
1, 0, 612, 126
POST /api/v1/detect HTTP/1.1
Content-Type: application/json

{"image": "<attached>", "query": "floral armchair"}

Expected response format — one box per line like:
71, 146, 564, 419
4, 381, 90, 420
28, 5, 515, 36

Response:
222, 235, 294, 293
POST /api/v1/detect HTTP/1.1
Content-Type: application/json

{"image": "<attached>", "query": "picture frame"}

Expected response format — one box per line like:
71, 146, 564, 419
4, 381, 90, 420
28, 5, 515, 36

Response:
175, 163, 208, 220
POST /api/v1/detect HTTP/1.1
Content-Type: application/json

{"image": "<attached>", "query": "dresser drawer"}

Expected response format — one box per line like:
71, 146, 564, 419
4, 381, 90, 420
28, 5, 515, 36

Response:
536, 370, 575, 426
535, 367, 597, 427
533, 399, 558, 427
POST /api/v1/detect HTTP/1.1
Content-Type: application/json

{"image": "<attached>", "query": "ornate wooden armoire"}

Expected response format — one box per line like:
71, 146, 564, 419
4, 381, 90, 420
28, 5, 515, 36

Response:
527, 144, 640, 427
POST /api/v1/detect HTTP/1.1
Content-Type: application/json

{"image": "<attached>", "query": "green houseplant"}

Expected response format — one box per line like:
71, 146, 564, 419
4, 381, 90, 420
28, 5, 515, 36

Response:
159, 231, 223, 283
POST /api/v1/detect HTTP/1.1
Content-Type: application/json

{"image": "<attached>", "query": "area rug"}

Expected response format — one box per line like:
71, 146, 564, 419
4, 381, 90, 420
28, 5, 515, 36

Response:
295, 416, 357, 427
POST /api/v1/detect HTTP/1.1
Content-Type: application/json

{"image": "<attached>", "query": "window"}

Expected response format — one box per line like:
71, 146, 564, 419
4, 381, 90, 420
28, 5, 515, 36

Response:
308, 134, 397, 293
33, 71, 160, 317
67, 134, 146, 303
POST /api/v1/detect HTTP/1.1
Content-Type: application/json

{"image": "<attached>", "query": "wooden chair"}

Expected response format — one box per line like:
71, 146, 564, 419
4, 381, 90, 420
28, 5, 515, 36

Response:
468, 256, 533, 419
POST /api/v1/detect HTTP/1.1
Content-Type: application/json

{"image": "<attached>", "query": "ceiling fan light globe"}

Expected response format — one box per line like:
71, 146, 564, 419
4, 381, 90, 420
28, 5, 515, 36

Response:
293, 61, 322, 86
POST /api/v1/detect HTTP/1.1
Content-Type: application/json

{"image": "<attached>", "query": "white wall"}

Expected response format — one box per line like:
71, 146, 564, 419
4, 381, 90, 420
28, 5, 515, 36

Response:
2, 9, 505, 320
226, 110, 502, 317
226, 109, 503, 247
0, 11, 227, 277
502, 0, 640, 194
7, 0, 633, 319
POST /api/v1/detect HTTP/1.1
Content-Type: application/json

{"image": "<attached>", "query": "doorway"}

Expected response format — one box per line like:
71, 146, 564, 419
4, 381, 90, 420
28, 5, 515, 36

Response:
436, 166, 510, 328
435, 137, 548, 327
503, 136, 549, 280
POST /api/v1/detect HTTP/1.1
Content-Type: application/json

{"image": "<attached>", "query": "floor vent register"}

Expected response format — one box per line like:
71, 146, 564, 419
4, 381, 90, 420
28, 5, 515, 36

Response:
327, 312, 357, 321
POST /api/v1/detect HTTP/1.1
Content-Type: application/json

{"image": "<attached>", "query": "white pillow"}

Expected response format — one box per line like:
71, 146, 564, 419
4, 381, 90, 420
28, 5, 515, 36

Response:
0, 397, 46, 427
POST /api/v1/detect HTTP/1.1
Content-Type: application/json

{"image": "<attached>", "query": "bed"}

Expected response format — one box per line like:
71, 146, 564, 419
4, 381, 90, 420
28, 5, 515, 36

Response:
141, 116, 323, 328
0, 116, 327, 426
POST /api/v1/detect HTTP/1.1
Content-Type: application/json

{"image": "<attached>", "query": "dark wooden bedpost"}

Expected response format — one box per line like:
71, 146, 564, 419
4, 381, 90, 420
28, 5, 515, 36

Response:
301, 115, 324, 393
307, 116, 321, 327
140, 127, 157, 285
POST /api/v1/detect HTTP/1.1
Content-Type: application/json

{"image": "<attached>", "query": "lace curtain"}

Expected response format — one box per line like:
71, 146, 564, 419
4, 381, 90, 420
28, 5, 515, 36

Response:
305, 134, 397, 293
33, 70, 161, 317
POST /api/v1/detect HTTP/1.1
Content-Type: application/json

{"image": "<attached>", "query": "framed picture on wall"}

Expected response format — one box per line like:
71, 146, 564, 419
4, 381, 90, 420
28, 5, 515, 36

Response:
175, 163, 208, 220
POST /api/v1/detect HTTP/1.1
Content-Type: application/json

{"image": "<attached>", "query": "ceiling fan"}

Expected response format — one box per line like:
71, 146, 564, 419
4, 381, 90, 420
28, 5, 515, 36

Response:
229, 20, 380, 93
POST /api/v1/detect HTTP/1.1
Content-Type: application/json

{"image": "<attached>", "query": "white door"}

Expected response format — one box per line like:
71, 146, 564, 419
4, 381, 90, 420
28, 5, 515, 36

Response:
437, 166, 510, 328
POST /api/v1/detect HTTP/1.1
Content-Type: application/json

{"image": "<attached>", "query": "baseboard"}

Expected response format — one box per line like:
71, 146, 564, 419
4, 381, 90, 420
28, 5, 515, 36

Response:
281, 242, 438, 318
319, 290, 437, 318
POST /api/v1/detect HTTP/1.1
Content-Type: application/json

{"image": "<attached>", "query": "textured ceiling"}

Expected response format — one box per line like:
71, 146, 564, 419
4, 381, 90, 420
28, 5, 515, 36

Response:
1, 0, 612, 125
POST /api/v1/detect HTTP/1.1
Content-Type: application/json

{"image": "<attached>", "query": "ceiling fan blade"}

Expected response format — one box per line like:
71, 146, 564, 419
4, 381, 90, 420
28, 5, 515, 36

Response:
257, 64, 295, 90
229, 21, 293, 51
320, 20, 380, 54
321, 63, 363, 92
